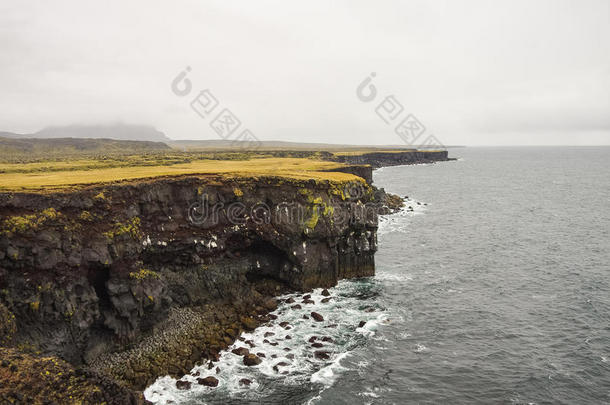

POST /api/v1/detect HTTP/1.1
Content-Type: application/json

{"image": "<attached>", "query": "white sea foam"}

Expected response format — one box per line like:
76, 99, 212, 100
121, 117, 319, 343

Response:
377, 197, 427, 237
310, 351, 350, 385
144, 281, 388, 404
414, 343, 429, 353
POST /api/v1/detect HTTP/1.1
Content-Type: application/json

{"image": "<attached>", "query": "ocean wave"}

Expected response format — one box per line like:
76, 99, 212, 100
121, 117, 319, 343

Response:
378, 198, 428, 237
144, 281, 388, 404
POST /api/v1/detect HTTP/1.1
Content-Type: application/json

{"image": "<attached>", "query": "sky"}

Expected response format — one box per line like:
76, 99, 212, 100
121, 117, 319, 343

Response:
1, 0, 609, 146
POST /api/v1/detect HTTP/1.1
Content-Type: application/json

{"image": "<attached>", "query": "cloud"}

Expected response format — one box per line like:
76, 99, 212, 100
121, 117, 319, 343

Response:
0, 0, 608, 145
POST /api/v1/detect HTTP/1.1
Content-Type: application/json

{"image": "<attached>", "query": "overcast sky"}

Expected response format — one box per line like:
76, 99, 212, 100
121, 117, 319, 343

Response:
1, 0, 609, 145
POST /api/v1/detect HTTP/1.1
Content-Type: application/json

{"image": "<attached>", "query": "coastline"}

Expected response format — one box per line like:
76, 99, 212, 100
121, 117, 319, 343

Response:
0, 151, 452, 404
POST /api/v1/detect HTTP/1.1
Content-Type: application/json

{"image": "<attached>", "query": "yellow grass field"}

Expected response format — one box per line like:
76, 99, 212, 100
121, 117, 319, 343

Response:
0, 157, 362, 191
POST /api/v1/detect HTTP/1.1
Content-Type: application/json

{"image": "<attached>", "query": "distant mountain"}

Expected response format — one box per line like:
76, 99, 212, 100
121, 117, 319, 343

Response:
0, 136, 170, 156
2, 124, 171, 142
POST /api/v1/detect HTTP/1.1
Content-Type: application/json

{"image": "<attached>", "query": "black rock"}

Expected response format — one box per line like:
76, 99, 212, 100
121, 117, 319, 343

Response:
176, 380, 191, 390
311, 312, 324, 322
197, 376, 218, 387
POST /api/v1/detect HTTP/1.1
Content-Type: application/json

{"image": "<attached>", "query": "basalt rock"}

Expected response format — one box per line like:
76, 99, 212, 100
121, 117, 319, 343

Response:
0, 174, 384, 393
332, 150, 452, 168
243, 353, 262, 366
311, 312, 324, 322
197, 376, 219, 387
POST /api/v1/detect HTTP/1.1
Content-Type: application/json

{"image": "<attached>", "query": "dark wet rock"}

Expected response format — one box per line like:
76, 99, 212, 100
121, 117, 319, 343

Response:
285, 298, 295, 304
264, 332, 275, 337
279, 322, 290, 327
207, 361, 215, 370
302, 314, 310, 319
286, 353, 295, 360
308, 336, 318, 343
269, 342, 278, 346
321, 289, 331, 297
358, 321, 367, 328
321, 336, 334, 343
314, 351, 331, 360
197, 376, 219, 387
263, 339, 270, 344
191, 371, 200, 377
311, 342, 324, 348
0, 168, 419, 392
285, 335, 292, 340
271, 354, 278, 359
256, 352, 266, 358
237, 336, 245, 341
284, 325, 292, 330
263, 298, 278, 311
291, 304, 302, 310
269, 314, 278, 320
325, 324, 338, 328
273, 361, 290, 372
243, 354, 262, 366
321, 297, 332, 303
241, 316, 258, 331
245, 340, 256, 348
283, 347, 291, 352
239, 378, 252, 386
231, 347, 250, 356
311, 312, 324, 322
302, 299, 315, 305
215, 367, 221, 374
176, 380, 191, 390
364, 307, 375, 313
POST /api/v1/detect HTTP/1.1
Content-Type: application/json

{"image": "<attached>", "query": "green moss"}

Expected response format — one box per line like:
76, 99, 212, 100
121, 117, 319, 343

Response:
304, 206, 320, 230
104, 217, 141, 240
0, 303, 16, 345
1, 208, 61, 235
322, 203, 334, 217
129, 268, 160, 280
29, 301, 40, 311
79, 211, 94, 221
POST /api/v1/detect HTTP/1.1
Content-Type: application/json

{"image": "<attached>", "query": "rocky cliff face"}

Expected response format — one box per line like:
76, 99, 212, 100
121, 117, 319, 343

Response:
334, 150, 452, 168
0, 150, 452, 401
0, 174, 387, 392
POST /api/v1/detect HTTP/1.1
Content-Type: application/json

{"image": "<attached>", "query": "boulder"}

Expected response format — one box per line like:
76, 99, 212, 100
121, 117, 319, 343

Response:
311, 312, 324, 322
231, 347, 250, 356
243, 354, 262, 366
197, 376, 219, 387
314, 351, 330, 360
176, 380, 191, 390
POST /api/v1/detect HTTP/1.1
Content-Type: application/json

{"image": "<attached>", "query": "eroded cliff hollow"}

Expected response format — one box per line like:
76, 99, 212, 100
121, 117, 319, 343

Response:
0, 173, 394, 396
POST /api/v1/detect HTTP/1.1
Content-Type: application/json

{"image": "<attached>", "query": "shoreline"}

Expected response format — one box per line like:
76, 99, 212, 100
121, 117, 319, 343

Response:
0, 151, 452, 404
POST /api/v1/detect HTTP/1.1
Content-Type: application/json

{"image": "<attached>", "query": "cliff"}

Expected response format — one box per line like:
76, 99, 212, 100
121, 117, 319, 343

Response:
0, 150, 450, 403
0, 174, 388, 395
333, 150, 452, 168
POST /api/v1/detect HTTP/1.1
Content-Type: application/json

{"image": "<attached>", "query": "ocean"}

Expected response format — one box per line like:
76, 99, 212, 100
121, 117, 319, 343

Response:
145, 146, 610, 404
